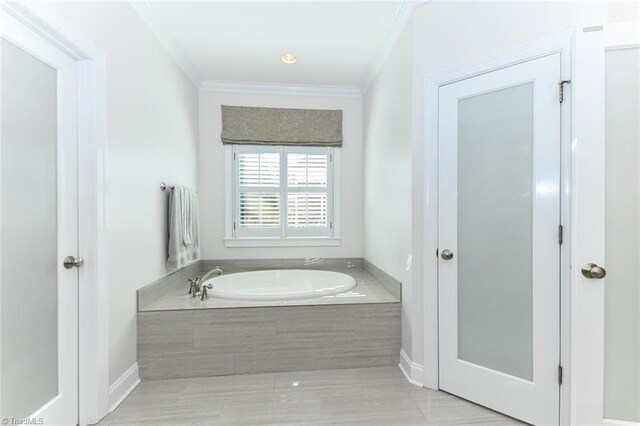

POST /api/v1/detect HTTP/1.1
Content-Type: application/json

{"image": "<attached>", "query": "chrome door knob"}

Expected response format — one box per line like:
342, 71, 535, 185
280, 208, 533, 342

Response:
63, 256, 84, 269
581, 263, 606, 279
441, 249, 454, 260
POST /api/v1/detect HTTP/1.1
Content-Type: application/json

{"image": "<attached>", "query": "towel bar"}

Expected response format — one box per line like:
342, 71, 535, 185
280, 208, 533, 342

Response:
160, 182, 175, 191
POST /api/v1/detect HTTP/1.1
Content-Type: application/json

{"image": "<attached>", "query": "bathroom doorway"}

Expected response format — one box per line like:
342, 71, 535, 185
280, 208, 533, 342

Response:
435, 52, 564, 424
1, 21, 80, 426
1, 4, 109, 424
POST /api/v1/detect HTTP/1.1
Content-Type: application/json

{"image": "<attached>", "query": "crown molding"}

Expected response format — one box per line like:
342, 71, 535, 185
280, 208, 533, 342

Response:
130, 0, 426, 95
359, 1, 428, 94
200, 80, 362, 98
130, 1, 200, 87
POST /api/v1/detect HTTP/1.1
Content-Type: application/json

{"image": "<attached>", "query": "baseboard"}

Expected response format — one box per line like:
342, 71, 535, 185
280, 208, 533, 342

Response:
108, 363, 141, 412
398, 348, 425, 387
605, 419, 640, 426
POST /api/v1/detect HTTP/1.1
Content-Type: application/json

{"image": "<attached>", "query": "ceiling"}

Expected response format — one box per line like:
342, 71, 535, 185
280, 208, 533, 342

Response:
137, 1, 410, 91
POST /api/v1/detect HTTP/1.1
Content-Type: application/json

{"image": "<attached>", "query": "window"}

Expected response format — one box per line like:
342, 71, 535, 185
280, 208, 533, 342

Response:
228, 145, 338, 245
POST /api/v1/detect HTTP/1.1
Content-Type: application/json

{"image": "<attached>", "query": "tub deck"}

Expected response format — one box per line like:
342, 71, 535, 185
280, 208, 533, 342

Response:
139, 268, 399, 312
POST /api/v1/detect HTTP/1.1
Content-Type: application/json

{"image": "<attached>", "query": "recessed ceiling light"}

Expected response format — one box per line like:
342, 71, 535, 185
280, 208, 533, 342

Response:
281, 53, 298, 64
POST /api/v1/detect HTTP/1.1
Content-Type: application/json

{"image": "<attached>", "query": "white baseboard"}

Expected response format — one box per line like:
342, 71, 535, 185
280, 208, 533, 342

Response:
605, 419, 640, 426
108, 363, 141, 412
398, 348, 425, 387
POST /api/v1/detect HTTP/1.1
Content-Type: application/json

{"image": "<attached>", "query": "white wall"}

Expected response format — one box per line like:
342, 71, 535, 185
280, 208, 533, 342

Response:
47, 2, 199, 386
199, 91, 363, 260
362, 23, 413, 357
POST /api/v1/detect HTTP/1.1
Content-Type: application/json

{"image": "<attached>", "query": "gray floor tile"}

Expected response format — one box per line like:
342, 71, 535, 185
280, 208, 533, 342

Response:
101, 366, 527, 426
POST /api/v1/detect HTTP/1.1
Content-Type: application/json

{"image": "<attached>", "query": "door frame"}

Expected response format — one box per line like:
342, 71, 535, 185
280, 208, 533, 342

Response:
421, 33, 572, 424
0, 2, 109, 425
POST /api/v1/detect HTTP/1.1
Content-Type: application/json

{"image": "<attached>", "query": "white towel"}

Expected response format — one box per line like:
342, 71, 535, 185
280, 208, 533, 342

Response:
182, 189, 193, 246
167, 186, 200, 271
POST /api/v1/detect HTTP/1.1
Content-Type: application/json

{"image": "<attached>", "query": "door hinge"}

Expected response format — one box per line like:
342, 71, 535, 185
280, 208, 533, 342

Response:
233, 152, 236, 160
233, 221, 236, 230
558, 224, 564, 245
558, 365, 563, 385
559, 80, 571, 103
436, 248, 439, 257
330, 221, 333, 230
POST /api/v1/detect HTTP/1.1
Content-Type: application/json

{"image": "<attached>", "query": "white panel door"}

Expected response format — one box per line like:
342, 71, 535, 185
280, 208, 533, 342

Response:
438, 53, 562, 425
1, 10, 79, 426
573, 22, 640, 426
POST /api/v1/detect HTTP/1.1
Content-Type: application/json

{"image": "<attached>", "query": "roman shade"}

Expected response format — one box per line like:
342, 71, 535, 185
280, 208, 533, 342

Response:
221, 105, 343, 147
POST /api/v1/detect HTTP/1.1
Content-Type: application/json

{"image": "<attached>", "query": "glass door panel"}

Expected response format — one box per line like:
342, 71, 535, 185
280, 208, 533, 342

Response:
1, 39, 59, 419
604, 46, 640, 423
457, 83, 534, 381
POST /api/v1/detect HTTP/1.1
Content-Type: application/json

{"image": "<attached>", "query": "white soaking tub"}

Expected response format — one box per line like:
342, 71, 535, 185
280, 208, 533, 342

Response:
203, 269, 356, 301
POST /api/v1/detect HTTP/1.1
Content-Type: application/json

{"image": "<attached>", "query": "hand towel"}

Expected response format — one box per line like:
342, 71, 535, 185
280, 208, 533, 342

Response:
167, 186, 200, 271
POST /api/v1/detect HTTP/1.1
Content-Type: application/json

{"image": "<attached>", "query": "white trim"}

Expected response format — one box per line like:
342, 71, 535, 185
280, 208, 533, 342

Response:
224, 237, 342, 248
604, 420, 640, 426
398, 349, 424, 387
108, 363, 141, 412
130, 0, 200, 87
1, 2, 110, 425
421, 31, 572, 418
200, 80, 361, 98
359, 0, 426, 93
224, 145, 235, 240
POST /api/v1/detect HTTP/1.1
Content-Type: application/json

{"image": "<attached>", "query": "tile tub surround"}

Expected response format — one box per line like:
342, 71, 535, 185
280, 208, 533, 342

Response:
137, 260, 201, 309
200, 257, 364, 273
137, 303, 401, 380
364, 259, 402, 300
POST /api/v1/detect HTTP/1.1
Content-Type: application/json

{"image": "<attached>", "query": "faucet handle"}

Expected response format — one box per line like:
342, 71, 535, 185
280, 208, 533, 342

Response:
200, 285, 209, 301
187, 279, 196, 295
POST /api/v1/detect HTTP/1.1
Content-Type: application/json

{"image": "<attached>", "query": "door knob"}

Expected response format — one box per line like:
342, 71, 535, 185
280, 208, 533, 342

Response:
581, 263, 606, 279
63, 256, 84, 269
441, 249, 454, 260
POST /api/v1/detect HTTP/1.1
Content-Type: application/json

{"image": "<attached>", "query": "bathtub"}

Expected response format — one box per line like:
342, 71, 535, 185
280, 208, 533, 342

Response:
203, 269, 356, 301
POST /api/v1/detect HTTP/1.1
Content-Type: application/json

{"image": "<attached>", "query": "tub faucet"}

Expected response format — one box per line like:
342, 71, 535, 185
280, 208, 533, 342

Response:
199, 266, 223, 284
190, 267, 223, 299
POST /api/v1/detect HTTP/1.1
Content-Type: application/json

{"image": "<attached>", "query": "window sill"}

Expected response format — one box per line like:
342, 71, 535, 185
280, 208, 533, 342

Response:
224, 237, 342, 248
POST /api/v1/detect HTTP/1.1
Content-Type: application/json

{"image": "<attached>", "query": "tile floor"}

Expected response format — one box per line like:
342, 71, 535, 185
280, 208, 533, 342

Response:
98, 366, 526, 425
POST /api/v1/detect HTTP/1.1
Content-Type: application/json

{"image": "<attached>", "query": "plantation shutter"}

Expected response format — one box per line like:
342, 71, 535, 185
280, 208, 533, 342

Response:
236, 149, 281, 237
234, 146, 333, 238
286, 151, 329, 230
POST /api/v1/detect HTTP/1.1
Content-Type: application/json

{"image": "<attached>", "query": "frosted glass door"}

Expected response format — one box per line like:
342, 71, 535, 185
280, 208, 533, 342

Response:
573, 22, 640, 425
1, 15, 79, 425
603, 46, 640, 423
438, 53, 562, 425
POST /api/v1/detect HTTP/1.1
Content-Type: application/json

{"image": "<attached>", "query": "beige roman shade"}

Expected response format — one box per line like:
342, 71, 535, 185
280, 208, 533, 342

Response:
221, 105, 343, 147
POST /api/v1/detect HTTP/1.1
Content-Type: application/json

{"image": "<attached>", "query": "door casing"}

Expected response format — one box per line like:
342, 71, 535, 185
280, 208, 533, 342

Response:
421, 33, 573, 424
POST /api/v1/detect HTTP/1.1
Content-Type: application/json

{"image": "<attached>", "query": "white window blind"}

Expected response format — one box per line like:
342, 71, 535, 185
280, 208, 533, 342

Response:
234, 145, 333, 238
